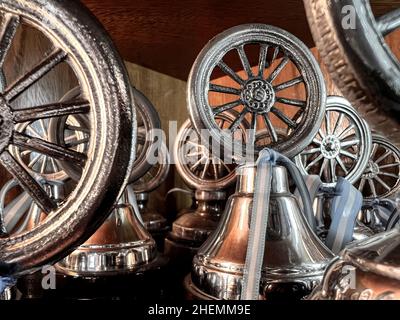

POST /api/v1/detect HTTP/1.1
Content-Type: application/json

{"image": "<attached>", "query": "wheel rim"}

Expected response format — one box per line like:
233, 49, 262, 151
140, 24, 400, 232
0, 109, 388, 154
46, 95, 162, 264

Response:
355, 135, 400, 199
0, 0, 135, 275
187, 24, 326, 160
295, 96, 372, 187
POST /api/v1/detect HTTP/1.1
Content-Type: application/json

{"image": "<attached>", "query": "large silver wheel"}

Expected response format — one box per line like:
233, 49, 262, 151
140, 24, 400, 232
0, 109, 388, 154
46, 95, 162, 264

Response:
187, 24, 326, 160
175, 112, 247, 191
295, 96, 372, 187
304, 0, 400, 147
355, 135, 400, 199
0, 0, 135, 275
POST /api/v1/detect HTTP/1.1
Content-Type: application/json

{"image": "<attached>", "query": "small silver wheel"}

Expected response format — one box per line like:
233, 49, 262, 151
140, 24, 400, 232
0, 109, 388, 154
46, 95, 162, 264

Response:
355, 135, 400, 199
295, 96, 372, 187
187, 24, 326, 160
175, 112, 247, 191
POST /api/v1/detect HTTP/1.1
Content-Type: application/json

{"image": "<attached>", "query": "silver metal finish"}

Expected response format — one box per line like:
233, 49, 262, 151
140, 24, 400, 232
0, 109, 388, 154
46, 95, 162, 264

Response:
0, 0, 135, 276
309, 228, 400, 300
355, 135, 400, 199
175, 114, 246, 191
129, 88, 162, 183
187, 24, 326, 160
56, 202, 157, 277
296, 96, 372, 187
304, 0, 400, 147
188, 164, 334, 300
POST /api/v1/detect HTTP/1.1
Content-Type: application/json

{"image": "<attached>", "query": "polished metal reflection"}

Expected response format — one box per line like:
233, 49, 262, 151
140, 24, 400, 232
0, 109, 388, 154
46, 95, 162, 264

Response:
310, 228, 400, 300
171, 190, 226, 242
188, 164, 334, 300
56, 199, 157, 277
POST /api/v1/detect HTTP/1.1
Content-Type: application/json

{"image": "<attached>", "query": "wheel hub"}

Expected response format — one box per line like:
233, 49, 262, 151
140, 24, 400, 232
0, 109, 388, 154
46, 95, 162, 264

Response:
0, 96, 13, 153
242, 79, 275, 113
364, 160, 380, 179
321, 135, 341, 159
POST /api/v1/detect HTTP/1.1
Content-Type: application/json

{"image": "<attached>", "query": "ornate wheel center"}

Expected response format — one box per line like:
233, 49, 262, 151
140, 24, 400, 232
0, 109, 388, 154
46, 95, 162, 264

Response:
321, 135, 341, 159
364, 160, 380, 179
242, 79, 275, 113
0, 96, 13, 153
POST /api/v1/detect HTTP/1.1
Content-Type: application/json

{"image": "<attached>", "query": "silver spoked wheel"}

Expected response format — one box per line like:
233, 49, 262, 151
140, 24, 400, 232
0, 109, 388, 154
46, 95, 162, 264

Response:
0, 0, 135, 275
175, 111, 248, 191
355, 135, 400, 199
304, 0, 400, 147
187, 24, 326, 160
295, 96, 372, 187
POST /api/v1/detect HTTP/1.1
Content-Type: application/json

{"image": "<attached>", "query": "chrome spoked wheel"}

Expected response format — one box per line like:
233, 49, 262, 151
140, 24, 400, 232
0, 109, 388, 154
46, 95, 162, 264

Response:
175, 112, 247, 191
304, 0, 400, 147
295, 96, 372, 187
187, 24, 326, 160
355, 135, 400, 199
0, 0, 135, 275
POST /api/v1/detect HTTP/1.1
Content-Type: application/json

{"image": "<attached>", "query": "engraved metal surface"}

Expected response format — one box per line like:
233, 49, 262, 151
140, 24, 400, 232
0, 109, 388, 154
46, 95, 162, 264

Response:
295, 96, 372, 187
187, 24, 326, 160
304, 0, 400, 147
0, 0, 135, 276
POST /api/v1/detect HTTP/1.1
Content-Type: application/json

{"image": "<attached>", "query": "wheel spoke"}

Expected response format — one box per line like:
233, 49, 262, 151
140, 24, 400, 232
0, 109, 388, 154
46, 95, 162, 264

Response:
212, 162, 219, 180
274, 76, 303, 92
270, 46, 280, 65
13, 101, 90, 123
28, 153, 41, 168
336, 156, 349, 175
276, 97, 306, 108
302, 147, 320, 155
258, 44, 268, 77
337, 124, 355, 139
376, 8, 400, 36
201, 158, 211, 179
209, 84, 241, 95
0, 13, 20, 69
378, 172, 399, 179
248, 113, 257, 145
4, 49, 67, 102
263, 114, 278, 143
368, 178, 377, 198
340, 138, 360, 148
66, 124, 90, 134
13, 132, 87, 166
212, 100, 241, 115
267, 56, 289, 82
229, 110, 247, 132
379, 163, 400, 170
326, 111, 331, 135
370, 143, 378, 158
0, 151, 56, 213
190, 157, 204, 172
374, 176, 391, 191
271, 107, 296, 129
340, 149, 358, 160
319, 158, 328, 177
305, 154, 324, 170
332, 113, 344, 135
329, 159, 337, 182
318, 128, 325, 139
358, 178, 366, 192
236, 46, 253, 78
374, 150, 392, 164
66, 137, 89, 148
313, 138, 322, 145
217, 61, 244, 85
